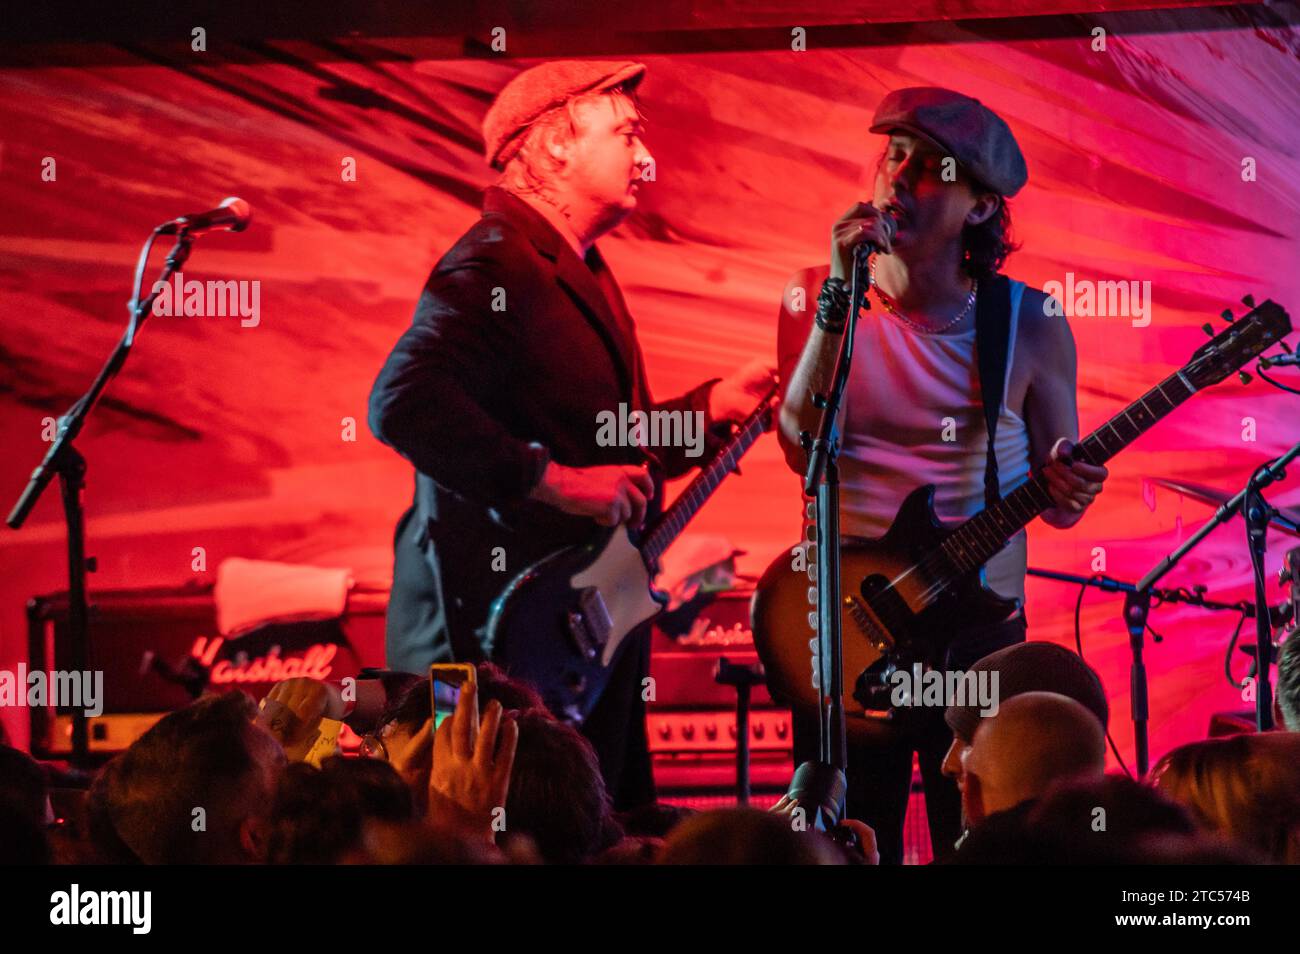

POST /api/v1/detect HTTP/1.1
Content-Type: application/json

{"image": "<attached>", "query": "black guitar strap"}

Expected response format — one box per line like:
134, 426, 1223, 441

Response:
974, 274, 1013, 508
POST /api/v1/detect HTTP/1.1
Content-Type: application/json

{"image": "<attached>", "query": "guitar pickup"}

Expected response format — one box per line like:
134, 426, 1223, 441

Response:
845, 594, 894, 654
567, 587, 613, 661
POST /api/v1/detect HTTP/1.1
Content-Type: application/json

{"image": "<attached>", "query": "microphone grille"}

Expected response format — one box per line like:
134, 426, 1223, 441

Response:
221, 196, 252, 232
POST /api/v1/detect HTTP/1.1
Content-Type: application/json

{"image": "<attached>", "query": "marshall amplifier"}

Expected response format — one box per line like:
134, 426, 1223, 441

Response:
26, 581, 388, 759
648, 587, 793, 796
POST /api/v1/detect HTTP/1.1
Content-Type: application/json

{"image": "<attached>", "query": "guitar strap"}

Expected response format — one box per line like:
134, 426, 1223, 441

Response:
974, 274, 1013, 509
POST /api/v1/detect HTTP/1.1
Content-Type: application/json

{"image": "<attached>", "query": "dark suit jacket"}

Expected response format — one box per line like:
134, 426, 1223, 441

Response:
369, 187, 718, 672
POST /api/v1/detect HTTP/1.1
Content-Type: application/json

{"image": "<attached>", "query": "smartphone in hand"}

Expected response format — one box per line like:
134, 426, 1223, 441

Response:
428, 663, 477, 729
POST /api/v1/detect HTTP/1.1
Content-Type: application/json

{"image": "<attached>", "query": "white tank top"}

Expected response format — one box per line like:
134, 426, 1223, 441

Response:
839, 279, 1030, 604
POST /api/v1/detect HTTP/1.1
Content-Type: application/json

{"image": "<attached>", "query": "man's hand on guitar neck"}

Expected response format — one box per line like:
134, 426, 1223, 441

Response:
709, 359, 778, 424
530, 461, 656, 529
1040, 437, 1109, 529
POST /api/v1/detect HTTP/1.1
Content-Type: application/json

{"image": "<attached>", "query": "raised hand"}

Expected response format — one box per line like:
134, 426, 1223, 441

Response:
257, 677, 344, 762
428, 680, 519, 843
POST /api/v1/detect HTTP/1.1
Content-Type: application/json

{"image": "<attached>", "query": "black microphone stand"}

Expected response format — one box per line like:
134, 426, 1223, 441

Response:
787, 243, 875, 830
7, 227, 195, 766
1026, 567, 1271, 775
1137, 441, 1300, 735
1242, 444, 1300, 728
1023, 567, 1153, 772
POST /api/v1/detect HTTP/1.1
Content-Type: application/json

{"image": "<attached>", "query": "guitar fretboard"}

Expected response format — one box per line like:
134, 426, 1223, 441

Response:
935, 370, 1198, 579
641, 398, 773, 564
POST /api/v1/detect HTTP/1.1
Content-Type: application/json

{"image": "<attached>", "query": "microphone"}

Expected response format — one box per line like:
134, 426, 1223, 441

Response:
853, 208, 897, 259
159, 197, 251, 236
783, 760, 848, 831
1259, 351, 1300, 369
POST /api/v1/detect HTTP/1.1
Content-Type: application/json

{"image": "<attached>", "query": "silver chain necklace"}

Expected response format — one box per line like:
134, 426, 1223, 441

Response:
870, 256, 977, 334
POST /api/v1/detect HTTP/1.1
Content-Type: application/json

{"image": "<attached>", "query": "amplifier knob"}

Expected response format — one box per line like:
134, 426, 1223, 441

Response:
776, 720, 789, 740
658, 723, 672, 740
705, 723, 718, 741
728, 724, 737, 740
753, 722, 765, 740
682, 724, 695, 741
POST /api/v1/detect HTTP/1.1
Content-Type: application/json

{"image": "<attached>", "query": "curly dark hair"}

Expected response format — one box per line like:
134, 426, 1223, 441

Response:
962, 195, 1020, 280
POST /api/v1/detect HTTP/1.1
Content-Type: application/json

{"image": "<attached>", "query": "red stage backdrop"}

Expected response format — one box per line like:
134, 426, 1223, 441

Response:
2, 7, 1298, 765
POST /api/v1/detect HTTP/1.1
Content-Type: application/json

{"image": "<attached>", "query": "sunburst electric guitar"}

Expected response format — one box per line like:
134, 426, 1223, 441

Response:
752, 298, 1291, 734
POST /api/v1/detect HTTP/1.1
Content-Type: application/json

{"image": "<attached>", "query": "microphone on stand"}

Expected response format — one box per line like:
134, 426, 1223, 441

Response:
158, 197, 252, 236
853, 208, 898, 261
784, 206, 899, 835
1259, 351, 1300, 369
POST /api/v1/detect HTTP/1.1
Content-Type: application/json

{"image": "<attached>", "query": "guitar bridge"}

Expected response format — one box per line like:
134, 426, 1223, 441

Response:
567, 587, 613, 661
844, 594, 894, 654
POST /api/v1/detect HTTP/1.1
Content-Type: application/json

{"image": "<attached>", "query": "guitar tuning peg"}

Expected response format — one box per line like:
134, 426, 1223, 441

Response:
1238, 371, 1252, 385
1220, 309, 1234, 323
1241, 293, 1256, 309
1202, 323, 1215, 337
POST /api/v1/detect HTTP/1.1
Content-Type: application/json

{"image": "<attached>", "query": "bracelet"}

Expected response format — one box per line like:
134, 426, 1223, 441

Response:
815, 277, 851, 334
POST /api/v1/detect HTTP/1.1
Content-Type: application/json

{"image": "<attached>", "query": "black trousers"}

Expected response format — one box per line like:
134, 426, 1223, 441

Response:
384, 505, 656, 811
792, 614, 1027, 865
579, 626, 657, 812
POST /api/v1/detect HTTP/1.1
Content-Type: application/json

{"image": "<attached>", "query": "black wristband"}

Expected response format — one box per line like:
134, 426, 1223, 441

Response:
816, 277, 851, 333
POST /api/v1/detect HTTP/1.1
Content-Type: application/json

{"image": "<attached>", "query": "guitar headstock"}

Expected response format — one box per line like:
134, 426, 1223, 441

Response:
1186, 298, 1292, 389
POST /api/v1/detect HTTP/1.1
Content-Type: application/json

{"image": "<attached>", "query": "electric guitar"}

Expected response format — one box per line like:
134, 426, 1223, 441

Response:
487, 385, 779, 723
751, 298, 1291, 735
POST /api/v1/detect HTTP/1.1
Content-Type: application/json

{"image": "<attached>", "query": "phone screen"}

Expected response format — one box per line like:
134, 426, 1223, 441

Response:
432, 678, 461, 728
429, 664, 475, 730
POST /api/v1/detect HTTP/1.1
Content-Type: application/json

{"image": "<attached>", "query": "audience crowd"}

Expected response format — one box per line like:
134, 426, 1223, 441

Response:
2, 633, 1298, 866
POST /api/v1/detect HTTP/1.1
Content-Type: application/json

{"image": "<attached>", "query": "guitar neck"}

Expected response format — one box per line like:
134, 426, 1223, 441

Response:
641, 397, 773, 564
940, 368, 1199, 573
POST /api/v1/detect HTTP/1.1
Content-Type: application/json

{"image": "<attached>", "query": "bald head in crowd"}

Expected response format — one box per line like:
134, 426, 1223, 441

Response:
960, 692, 1106, 828
942, 641, 1108, 782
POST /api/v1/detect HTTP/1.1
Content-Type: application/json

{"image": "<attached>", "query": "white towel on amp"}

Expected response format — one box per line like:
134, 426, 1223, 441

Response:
214, 558, 353, 637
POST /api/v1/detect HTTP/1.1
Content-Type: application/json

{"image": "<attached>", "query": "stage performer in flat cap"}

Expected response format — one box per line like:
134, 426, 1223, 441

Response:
369, 60, 774, 809
776, 87, 1109, 863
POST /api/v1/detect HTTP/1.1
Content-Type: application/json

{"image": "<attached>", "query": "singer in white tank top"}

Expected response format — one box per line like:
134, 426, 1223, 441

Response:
774, 101, 1111, 867
839, 278, 1031, 603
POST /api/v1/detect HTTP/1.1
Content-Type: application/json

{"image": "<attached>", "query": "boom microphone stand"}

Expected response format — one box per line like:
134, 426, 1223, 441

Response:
1242, 444, 1300, 728
787, 243, 876, 830
1026, 567, 1275, 775
7, 226, 197, 766
1138, 441, 1300, 733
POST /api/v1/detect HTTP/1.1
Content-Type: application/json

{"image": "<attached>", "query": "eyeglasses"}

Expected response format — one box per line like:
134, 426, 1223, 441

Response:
359, 731, 389, 761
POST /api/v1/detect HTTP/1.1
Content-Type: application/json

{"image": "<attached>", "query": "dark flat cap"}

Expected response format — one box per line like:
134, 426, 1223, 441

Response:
483, 60, 646, 170
870, 87, 1028, 197
945, 641, 1108, 742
